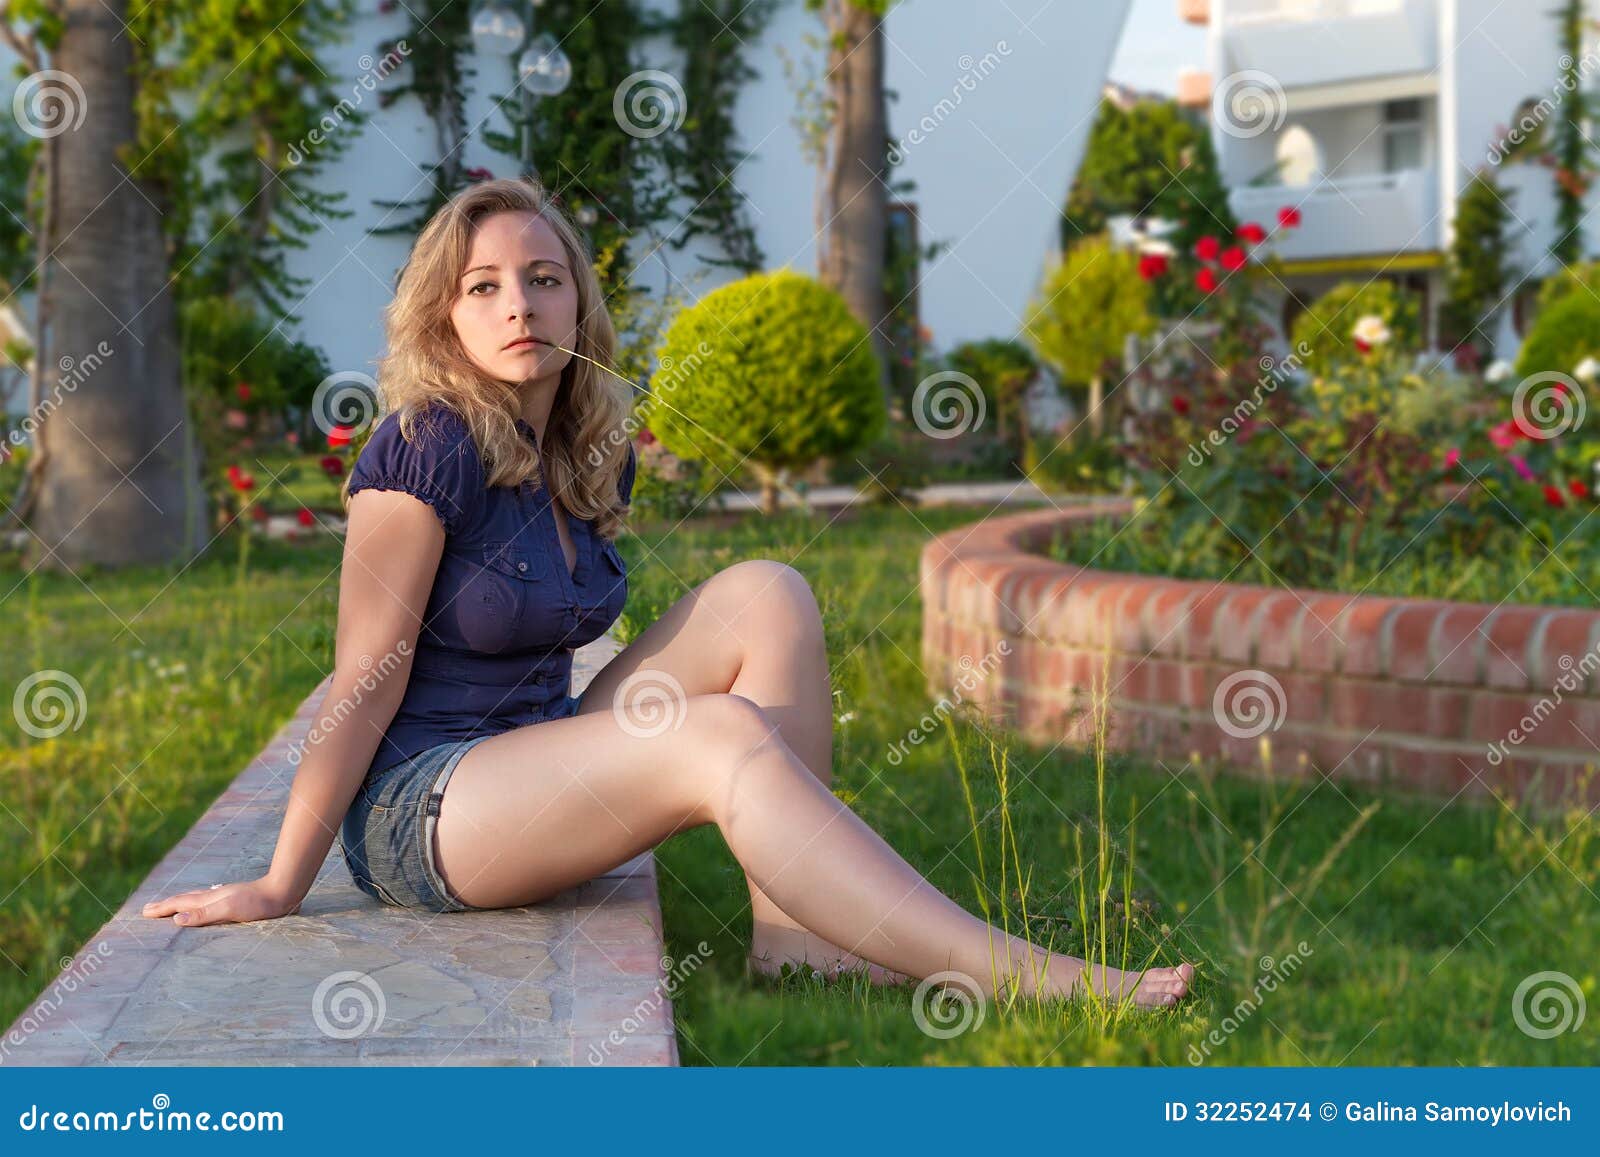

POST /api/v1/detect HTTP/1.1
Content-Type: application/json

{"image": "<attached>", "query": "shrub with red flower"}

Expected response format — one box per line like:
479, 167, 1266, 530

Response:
327, 425, 354, 450
319, 454, 345, 478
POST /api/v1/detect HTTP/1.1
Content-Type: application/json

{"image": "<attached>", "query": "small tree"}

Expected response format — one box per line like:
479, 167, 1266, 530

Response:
644, 270, 885, 513
1023, 234, 1154, 438
1439, 171, 1513, 362
945, 338, 1039, 467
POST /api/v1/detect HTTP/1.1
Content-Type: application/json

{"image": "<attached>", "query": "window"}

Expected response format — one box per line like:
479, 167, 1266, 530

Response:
1383, 98, 1424, 172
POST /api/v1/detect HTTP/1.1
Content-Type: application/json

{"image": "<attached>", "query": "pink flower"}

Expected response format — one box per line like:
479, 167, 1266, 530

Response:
224, 409, 249, 431
1507, 454, 1536, 482
1444, 447, 1461, 469
1488, 421, 1517, 451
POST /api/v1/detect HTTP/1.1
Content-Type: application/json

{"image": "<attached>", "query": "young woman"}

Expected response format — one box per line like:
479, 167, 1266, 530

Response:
142, 178, 1194, 1009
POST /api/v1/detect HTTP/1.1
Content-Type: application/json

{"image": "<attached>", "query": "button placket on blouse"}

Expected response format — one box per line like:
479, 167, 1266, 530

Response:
516, 420, 582, 618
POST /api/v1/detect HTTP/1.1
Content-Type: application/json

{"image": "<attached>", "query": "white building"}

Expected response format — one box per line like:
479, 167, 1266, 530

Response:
1177, 0, 1597, 353
3, 1, 1135, 418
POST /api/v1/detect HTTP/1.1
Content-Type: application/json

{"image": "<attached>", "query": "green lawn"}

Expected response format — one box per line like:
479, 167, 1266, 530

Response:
2, 506, 1594, 1064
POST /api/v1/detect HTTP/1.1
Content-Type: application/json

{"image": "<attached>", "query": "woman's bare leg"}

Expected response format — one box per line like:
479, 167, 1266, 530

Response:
572, 560, 905, 982
434, 690, 1194, 1008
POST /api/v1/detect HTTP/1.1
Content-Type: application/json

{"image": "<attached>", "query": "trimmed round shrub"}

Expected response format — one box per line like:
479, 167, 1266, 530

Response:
1514, 288, 1600, 379
643, 269, 885, 511
1290, 280, 1421, 374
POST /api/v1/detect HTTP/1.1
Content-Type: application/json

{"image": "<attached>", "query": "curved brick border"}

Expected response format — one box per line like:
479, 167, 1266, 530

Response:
920, 502, 1600, 812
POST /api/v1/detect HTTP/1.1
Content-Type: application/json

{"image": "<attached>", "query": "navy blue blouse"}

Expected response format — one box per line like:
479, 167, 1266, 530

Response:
345, 403, 636, 780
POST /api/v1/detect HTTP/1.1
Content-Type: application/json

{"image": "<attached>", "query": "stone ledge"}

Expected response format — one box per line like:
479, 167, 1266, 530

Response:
1, 636, 680, 1067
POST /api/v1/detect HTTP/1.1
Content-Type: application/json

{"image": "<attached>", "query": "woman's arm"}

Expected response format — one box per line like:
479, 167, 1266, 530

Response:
141, 488, 447, 926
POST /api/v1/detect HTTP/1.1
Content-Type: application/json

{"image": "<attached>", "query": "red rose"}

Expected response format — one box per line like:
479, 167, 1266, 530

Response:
1196, 267, 1220, 293
235, 382, 253, 403
319, 455, 345, 477
249, 503, 269, 522
1137, 253, 1169, 280
327, 425, 354, 450
637, 428, 658, 446
1171, 395, 1190, 415
1236, 222, 1267, 245
297, 507, 315, 528
1569, 478, 1589, 500
1194, 235, 1221, 261
1220, 245, 1247, 272
1543, 484, 1566, 507
1277, 206, 1302, 228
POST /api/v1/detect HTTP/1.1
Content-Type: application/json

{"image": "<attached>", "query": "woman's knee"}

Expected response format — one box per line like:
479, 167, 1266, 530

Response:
712, 559, 822, 636
676, 693, 794, 815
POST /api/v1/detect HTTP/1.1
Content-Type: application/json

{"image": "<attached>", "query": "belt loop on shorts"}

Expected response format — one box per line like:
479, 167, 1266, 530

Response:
425, 792, 443, 818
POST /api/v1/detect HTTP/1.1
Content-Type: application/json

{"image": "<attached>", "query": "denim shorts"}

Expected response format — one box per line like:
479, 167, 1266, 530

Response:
339, 695, 583, 912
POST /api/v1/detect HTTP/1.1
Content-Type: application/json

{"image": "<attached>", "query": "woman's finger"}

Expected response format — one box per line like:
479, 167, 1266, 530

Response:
171, 895, 228, 927
141, 890, 211, 918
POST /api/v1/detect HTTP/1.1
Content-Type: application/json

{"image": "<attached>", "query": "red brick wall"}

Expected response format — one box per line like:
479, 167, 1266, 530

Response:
920, 503, 1600, 812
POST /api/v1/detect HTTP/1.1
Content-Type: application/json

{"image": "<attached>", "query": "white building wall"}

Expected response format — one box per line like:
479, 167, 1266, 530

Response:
1, 0, 1132, 419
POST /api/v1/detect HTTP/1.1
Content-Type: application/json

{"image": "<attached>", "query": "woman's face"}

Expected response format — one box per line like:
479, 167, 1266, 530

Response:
449, 209, 578, 386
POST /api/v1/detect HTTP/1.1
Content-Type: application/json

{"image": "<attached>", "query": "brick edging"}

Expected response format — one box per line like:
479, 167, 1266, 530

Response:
920, 503, 1600, 812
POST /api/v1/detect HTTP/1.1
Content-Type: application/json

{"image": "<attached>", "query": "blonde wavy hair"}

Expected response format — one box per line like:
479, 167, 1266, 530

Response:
342, 177, 633, 539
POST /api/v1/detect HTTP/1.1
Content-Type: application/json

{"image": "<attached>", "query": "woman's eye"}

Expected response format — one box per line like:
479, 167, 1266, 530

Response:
468, 281, 494, 295
532, 275, 560, 287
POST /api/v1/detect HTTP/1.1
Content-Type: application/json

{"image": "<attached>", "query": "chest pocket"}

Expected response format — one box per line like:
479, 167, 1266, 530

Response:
476, 538, 556, 649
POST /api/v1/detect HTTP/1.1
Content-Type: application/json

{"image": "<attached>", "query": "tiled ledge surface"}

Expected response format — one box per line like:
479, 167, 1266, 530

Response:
3, 636, 680, 1067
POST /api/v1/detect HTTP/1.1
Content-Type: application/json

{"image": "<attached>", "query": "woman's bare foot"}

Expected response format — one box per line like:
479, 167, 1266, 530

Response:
748, 918, 912, 987
1036, 956, 1196, 1009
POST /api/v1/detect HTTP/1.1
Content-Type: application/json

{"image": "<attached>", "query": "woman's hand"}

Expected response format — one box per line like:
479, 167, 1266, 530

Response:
140, 877, 303, 928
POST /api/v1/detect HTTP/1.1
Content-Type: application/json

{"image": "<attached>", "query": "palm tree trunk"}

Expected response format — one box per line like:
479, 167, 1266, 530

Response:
27, 0, 206, 569
820, 0, 891, 399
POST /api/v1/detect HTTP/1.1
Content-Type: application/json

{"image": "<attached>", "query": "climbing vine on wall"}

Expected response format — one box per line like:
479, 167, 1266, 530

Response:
130, 0, 368, 322
367, 0, 475, 238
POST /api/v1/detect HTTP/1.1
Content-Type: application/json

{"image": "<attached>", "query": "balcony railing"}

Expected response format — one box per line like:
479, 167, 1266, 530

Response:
1230, 168, 1439, 260
1220, 0, 1435, 89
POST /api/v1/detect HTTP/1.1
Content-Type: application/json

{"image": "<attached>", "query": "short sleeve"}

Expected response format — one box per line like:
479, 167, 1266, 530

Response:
346, 405, 485, 536
618, 441, 637, 506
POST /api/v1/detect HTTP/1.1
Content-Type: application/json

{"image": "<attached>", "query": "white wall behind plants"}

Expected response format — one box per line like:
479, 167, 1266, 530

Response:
1, 0, 1128, 414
